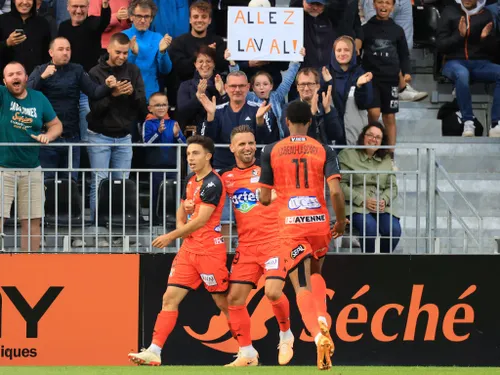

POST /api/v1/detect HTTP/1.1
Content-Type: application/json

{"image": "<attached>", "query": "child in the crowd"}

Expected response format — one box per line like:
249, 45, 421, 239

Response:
362, 0, 411, 155
142, 92, 186, 206
224, 48, 306, 141
327, 35, 373, 145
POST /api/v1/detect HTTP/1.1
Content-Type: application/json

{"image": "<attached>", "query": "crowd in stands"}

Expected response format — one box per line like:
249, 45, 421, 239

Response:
0, 0, 499, 250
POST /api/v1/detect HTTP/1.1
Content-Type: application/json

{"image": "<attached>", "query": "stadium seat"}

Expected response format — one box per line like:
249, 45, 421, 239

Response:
413, 3, 440, 48
44, 178, 84, 226
155, 179, 177, 226
97, 178, 146, 227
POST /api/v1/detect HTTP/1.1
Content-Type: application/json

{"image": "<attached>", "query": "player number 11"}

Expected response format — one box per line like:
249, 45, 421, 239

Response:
292, 158, 309, 188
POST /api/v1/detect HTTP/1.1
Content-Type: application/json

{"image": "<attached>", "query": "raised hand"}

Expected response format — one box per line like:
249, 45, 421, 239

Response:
130, 35, 139, 55
41, 64, 57, 80
208, 42, 216, 49
299, 47, 306, 57
459, 16, 467, 37
197, 79, 208, 96
158, 119, 165, 133
6, 30, 27, 47
256, 100, 272, 125
311, 90, 319, 115
322, 84, 333, 113
321, 66, 332, 82
159, 34, 172, 53
116, 6, 128, 20
197, 93, 217, 118
481, 22, 493, 39
356, 72, 373, 87
215, 74, 225, 96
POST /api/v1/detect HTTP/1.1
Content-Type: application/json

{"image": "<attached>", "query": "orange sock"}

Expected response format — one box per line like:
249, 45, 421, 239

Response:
311, 274, 328, 318
228, 305, 252, 347
296, 289, 320, 338
152, 310, 178, 347
270, 294, 291, 332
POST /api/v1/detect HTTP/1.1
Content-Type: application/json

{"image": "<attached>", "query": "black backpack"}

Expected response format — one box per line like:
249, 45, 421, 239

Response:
437, 99, 484, 136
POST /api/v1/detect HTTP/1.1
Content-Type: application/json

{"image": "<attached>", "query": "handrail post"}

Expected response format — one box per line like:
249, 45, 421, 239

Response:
426, 148, 436, 253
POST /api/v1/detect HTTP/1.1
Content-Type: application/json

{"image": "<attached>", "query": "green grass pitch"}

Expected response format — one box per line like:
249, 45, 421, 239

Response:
1, 367, 500, 375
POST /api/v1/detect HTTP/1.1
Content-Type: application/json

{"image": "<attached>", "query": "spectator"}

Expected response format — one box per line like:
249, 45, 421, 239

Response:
27, 37, 117, 180
361, 0, 428, 102
0, 0, 51, 76
36, 0, 57, 38
86, 32, 148, 221
226, 48, 305, 141
89, 0, 130, 49
176, 45, 227, 133
362, 0, 411, 152
282, 67, 343, 145
327, 35, 373, 145
168, 1, 226, 84
0, 61, 62, 251
142, 92, 186, 205
0, 0, 11, 14
123, 0, 172, 100
437, 0, 500, 137
59, 0, 110, 141
150, 0, 188, 39
338, 122, 400, 253
197, 71, 273, 169
290, 0, 335, 70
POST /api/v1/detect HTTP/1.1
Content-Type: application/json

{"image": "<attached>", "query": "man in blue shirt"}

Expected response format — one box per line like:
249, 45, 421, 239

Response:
123, 0, 172, 100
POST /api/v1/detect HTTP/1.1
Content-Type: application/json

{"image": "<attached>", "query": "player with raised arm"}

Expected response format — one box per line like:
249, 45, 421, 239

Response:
218, 125, 294, 366
258, 101, 347, 370
128, 135, 229, 366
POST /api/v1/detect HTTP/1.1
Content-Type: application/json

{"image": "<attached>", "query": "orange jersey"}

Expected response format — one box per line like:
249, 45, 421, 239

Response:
181, 170, 226, 254
259, 136, 341, 238
220, 164, 278, 245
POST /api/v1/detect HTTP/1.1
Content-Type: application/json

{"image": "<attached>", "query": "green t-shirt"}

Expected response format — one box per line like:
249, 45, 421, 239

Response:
0, 86, 57, 168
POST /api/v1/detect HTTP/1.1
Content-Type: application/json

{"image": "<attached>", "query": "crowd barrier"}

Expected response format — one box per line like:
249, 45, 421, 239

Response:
0, 143, 485, 254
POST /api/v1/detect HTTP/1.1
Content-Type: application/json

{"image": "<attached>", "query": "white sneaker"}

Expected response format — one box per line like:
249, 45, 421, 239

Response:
97, 238, 110, 247
128, 348, 161, 366
489, 124, 500, 137
277, 335, 294, 365
462, 120, 475, 137
399, 84, 428, 102
72, 239, 87, 247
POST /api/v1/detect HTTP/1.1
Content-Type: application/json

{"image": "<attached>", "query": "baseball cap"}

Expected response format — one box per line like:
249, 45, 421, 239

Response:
306, 0, 326, 5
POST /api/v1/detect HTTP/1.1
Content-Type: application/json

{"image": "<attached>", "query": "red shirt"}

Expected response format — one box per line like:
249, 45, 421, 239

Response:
259, 136, 341, 238
220, 164, 278, 246
181, 170, 226, 254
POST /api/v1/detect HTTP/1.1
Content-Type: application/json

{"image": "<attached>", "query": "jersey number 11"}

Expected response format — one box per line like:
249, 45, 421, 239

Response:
292, 158, 309, 188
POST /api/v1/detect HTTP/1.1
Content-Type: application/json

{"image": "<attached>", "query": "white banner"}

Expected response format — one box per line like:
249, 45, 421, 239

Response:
227, 7, 304, 62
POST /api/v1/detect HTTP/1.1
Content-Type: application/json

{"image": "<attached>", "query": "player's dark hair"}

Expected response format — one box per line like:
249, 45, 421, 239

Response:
286, 101, 312, 126
296, 67, 319, 84
49, 36, 70, 50
129, 0, 157, 18
250, 71, 273, 87
194, 45, 216, 65
230, 125, 254, 140
149, 91, 167, 102
187, 135, 215, 155
109, 32, 130, 46
357, 122, 389, 159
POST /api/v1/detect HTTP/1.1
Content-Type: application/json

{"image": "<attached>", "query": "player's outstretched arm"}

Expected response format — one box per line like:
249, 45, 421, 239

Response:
328, 178, 348, 239
152, 204, 216, 248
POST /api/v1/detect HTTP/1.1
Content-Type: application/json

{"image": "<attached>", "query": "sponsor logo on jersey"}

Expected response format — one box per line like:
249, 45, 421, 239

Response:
206, 182, 216, 189
231, 188, 257, 213
214, 224, 222, 233
288, 196, 321, 210
290, 245, 305, 259
285, 214, 326, 224
252, 169, 259, 176
200, 273, 217, 286
214, 236, 224, 245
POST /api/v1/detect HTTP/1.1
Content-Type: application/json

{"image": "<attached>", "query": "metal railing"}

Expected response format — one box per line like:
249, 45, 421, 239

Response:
0, 143, 488, 254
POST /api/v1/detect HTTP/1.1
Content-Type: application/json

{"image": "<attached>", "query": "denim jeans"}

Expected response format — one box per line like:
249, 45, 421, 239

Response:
86, 131, 133, 220
351, 212, 401, 253
39, 136, 81, 181
363, 0, 413, 50
442, 60, 500, 123
79, 93, 90, 142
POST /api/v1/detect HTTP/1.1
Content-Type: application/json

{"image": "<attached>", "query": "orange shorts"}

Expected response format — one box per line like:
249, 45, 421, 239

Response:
282, 233, 332, 273
167, 246, 229, 293
230, 239, 287, 288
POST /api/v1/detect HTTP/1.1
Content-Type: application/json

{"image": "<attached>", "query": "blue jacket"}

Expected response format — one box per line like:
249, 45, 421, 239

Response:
28, 62, 111, 137
143, 115, 186, 167
150, 0, 189, 39
123, 25, 172, 100
230, 61, 300, 139
200, 101, 274, 169
329, 41, 373, 145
